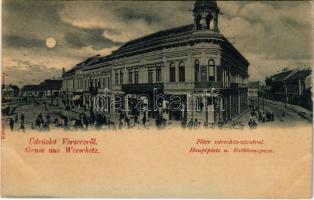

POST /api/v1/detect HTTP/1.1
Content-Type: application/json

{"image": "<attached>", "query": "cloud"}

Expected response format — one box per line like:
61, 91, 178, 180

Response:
58, 1, 193, 43
3, 35, 44, 48
64, 28, 122, 50
2, 56, 61, 86
2, 0, 313, 86
218, 1, 313, 81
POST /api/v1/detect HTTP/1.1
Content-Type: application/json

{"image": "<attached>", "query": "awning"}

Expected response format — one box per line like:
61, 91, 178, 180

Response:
72, 95, 81, 101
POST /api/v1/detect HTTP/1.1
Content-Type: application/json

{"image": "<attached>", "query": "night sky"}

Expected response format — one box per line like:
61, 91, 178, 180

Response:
2, 0, 313, 86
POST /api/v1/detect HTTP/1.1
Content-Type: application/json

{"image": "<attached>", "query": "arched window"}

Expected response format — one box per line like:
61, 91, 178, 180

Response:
179, 62, 185, 82
194, 60, 200, 82
206, 14, 211, 29
208, 59, 215, 81
169, 62, 176, 82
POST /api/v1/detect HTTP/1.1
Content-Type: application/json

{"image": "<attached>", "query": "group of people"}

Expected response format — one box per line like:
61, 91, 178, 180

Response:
181, 118, 201, 129
9, 113, 25, 132
33, 113, 51, 131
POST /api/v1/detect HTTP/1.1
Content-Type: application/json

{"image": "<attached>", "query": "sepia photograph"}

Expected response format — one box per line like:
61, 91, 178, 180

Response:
1, 0, 313, 198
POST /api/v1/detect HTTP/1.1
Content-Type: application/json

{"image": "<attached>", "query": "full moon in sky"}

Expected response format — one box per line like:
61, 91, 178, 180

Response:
45, 37, 56, 48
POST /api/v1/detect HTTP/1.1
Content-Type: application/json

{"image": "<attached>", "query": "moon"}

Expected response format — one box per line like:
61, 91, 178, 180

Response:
45, 37, 56, 48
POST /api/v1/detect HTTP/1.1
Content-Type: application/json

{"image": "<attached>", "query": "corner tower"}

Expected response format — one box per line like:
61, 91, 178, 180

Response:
193, 0, 220, 32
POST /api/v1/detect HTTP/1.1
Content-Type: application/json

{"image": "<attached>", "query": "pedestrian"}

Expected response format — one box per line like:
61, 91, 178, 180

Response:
162, 117, 167, 128
14, 113, 18, 123
218, 118, 224, 129
19, 122, 25, 132
194, 119, 199, 128
134, 114, 138, 126
187, 118, 194, 129
281, 110, 285, 122
203, 121, 208, 128
83, 115, 89, 129
142, 113, 147, 127
181, 120, 187, 129
20, 113, 25, 123
31, 123, 35, 130
9, 118, 14, 131
116, 119, 121, 129
125, 116, 130, 128
262, 112, 266, 123
54, 117, 59, 126
46, 114, 51, 124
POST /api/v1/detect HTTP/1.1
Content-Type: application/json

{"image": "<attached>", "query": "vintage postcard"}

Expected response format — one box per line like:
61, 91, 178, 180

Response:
1, 0, 313, 198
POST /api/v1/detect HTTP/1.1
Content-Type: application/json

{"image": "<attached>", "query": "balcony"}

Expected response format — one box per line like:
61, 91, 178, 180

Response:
194, 81, 223, 89
121, 83, 164, 93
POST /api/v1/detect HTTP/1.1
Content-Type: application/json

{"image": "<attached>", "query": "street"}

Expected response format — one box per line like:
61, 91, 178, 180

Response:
238, 100, 312, 128
2, 98, 312, 132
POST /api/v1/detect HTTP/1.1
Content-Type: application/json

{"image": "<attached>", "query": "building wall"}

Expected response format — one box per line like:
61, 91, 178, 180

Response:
62, 40, 249, 123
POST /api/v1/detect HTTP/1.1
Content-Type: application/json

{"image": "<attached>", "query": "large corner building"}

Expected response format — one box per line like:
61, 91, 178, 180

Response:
62, 0, 249, 123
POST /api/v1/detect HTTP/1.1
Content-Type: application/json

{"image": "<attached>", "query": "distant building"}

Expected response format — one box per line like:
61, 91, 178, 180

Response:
266, 68, 312, 109
20, 79, 63, 100
248, 81, 260, 106
20, 85, 44, 98
40, 79, 63, 98
2, 84, 19, 101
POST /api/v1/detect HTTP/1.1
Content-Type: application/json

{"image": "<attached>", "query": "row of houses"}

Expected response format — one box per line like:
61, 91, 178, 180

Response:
2, 79, 63, 102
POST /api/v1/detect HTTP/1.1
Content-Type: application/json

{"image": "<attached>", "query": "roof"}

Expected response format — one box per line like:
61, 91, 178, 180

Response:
272, 69, 312, 82
21, 85, 43, 91
193, 0, 219, 12
63, 22, 249, 75
21, 80, 62, 92
118, 24, 194, 51
271, 70, 293, 82
2, 84, 19, 91
40, 80, 63, 90
285, 69, 311, 81
248, 81, 260, 88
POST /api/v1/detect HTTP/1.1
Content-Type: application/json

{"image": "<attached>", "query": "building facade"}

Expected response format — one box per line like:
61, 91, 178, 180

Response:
248, 81, 260, 107
62, 0, 249, 123
265, 68, 312, 110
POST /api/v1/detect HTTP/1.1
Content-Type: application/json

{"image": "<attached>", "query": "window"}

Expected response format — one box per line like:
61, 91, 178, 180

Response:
134, 70, 139, 84
179, 62, 185, 82
156, 67, 162, 83
128, 70, 133, 84
169, 62, 176, 82
194, 60, 200, 82
208, 59, 215, 81
120, 71, 124, 84
148, 69, 153, 83
107, 77, 111, 88
115, 72, 119, 85
103, 78, 106, 88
